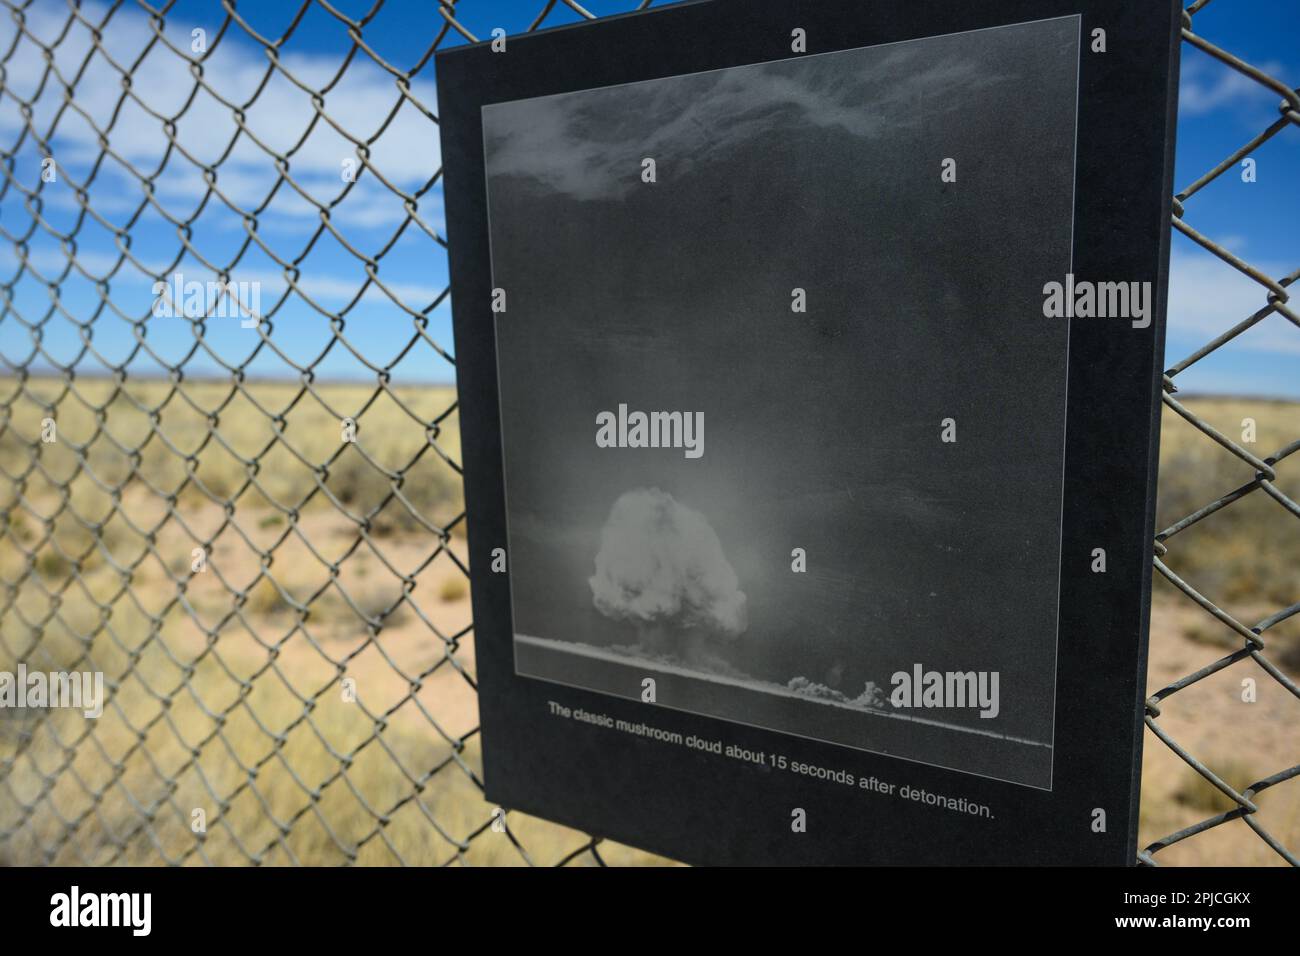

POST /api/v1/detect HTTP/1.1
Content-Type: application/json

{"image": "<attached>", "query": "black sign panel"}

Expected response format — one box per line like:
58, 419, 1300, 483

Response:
436, 0, 1180, 865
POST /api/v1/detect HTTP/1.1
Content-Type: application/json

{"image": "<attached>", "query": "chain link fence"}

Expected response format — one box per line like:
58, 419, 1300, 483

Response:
1143, 1, 1299, 867
0, 0, 1294, 866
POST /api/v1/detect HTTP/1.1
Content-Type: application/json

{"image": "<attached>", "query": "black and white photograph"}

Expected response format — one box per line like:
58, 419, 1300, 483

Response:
484, 16, 1079, 788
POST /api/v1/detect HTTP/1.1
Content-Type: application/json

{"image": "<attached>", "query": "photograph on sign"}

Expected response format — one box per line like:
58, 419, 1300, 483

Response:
483, 16, 1077, 789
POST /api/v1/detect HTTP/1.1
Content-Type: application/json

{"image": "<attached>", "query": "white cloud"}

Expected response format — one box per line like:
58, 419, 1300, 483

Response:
1166, 250, 1300, 357
1178, 51, 1289, 118
0, 1, 440, 231
16, 245, 444, 309
485, 38, 1011, 201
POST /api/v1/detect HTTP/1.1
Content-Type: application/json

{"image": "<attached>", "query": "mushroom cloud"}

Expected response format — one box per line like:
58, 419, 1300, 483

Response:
589, 488, 748, 653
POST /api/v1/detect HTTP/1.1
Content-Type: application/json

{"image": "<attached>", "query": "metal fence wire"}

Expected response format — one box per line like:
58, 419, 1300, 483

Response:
0, 0, 1295, 867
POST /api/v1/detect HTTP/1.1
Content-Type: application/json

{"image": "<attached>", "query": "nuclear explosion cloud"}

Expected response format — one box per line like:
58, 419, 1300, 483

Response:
589, 488, 747, 641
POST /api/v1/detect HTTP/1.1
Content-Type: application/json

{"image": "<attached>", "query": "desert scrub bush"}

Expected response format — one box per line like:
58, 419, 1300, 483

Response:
1155, 399, 1300, 608
36, 549, 68, 579
32, 502, 126, 580
243, 575, 295, 618
349, 581, 410, 627
438, 575, 468, 603
1277, 635, 1300, 676
3, 514, 35, 565
1181, 620, 1239, 649
1172, 756, 1263, 815
324, 448, 460, 536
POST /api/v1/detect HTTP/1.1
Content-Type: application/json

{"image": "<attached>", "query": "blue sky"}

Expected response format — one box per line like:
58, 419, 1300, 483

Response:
1, 0, 1296, 395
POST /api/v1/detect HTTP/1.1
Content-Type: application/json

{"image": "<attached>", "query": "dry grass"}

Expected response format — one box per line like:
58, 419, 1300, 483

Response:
0, 376, 465, 537
1137, 396, 1300, 865
1156, 396, 1300, 605
0, 380, 1296, 865
0, 649, 662, 866
438, 576, 469, 603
